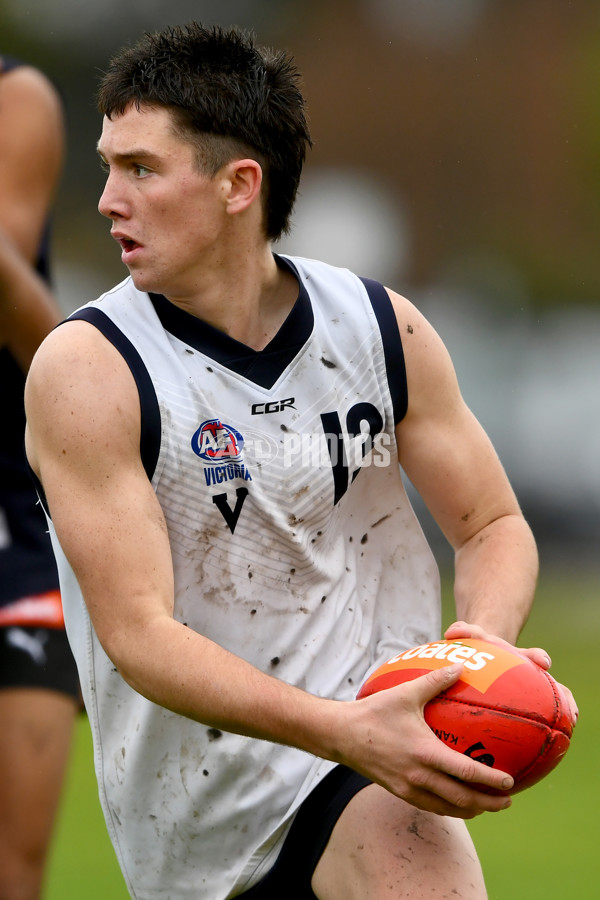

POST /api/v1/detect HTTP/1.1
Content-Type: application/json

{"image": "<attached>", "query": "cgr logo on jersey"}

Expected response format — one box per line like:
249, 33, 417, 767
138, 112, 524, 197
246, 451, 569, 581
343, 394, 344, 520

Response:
191, 419, 252, 485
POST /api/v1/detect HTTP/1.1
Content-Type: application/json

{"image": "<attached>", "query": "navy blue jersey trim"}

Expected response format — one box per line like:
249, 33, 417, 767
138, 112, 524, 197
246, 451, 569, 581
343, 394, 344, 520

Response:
67, 308, 161, 481
27, 465, 50, 517
360, 278, 408, 424
148, 256, 313, 390
0, 56, 21, 74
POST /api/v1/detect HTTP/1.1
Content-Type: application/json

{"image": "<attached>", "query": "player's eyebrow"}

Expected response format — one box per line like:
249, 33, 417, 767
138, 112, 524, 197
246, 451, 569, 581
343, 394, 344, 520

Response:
96, 142, 161, 165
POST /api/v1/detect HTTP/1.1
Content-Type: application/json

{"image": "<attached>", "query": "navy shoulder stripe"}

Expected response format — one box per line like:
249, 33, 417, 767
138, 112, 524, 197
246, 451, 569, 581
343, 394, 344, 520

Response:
360, 278, 408, 424
67, 308, 161, 481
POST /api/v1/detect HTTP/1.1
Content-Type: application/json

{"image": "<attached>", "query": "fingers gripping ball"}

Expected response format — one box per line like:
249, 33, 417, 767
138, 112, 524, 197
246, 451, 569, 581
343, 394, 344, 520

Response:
357, 639, 576, 794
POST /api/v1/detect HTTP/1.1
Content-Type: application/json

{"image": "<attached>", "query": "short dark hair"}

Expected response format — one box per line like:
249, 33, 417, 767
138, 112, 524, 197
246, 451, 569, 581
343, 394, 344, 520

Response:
97, 22, 312, 241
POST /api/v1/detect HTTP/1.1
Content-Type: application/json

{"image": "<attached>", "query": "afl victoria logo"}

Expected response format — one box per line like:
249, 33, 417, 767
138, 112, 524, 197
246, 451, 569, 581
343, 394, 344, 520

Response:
191, 419, 244, 463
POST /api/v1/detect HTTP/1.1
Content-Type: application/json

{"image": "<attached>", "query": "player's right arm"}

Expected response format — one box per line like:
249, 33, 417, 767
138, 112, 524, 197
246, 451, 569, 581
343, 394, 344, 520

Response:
25, 320, 514, 818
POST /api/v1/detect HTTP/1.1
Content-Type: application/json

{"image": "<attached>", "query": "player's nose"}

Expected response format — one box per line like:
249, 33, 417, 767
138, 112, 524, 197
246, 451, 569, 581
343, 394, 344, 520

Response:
98, 172, 128, 220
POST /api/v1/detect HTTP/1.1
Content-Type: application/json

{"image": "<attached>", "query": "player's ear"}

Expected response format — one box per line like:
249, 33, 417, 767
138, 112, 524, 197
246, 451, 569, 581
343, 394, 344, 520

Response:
225, 159, 263, 217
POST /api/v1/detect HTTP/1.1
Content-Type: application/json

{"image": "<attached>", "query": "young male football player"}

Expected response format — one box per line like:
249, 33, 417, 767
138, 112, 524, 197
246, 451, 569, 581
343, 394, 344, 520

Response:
25, 23, 572, 899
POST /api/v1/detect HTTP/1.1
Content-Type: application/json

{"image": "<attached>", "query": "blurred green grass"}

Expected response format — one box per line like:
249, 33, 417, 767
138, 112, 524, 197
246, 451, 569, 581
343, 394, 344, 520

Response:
45, 566, 599, 899
45, 714, 128, 899
461, 566, 599, 899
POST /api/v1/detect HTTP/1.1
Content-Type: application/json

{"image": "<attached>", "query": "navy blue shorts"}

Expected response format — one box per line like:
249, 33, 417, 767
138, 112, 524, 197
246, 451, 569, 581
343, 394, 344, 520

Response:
240, 765, 372, 899
0, 625, 80, 701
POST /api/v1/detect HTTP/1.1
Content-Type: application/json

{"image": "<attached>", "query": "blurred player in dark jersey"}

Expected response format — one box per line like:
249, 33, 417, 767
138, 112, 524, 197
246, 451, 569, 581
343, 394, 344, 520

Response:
0, 56, 79, 900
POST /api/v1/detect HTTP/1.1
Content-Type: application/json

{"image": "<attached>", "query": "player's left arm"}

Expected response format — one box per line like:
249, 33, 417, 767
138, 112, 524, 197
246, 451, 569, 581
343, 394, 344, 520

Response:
389, 288, 541, 652
0, 64, 64, 369
0, 64, 64, 259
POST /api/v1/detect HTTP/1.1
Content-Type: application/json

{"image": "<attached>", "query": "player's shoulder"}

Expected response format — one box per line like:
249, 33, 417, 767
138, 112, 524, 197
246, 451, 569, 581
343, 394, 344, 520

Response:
0, 59, 64, 180
26, 312, 132, 408
384, 286, 449, 355
383, 286, 426, 331
0, 60, 61, 111
282, 253, 448, 360
25, 312, 142, 477
379, 287, 460, 416
32, 313, 105, 357
29, 275, 144, 368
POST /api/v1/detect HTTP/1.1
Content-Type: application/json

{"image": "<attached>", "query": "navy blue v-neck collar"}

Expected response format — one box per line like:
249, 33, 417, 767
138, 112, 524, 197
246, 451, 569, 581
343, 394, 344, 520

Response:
148, 256, 313, 390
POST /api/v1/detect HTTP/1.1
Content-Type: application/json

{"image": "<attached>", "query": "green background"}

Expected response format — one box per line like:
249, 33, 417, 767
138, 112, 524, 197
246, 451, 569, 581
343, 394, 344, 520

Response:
44, 566, 599, 899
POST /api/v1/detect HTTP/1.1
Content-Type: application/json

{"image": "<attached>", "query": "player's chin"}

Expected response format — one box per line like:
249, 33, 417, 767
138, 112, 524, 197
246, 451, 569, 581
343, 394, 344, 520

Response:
128, 269, 161, 294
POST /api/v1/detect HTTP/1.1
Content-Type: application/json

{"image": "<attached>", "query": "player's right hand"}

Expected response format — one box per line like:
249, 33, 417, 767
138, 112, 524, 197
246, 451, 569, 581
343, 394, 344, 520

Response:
338, 663, 514, 819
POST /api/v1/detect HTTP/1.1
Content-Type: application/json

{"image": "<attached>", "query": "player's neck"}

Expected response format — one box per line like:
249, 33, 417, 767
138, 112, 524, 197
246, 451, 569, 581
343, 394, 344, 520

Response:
163, 243, 299, 351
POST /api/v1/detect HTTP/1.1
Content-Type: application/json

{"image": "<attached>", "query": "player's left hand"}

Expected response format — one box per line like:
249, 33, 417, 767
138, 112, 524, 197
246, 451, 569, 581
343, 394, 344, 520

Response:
444, 620, 550, 668
444, 621, 579, 724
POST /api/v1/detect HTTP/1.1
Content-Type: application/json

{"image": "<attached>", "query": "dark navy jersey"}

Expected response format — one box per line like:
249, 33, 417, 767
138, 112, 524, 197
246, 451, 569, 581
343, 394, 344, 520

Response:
0, 55, 60, 605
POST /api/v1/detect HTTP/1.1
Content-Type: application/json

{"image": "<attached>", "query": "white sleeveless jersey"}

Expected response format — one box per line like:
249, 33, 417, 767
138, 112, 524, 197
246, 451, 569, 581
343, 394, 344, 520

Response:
47, 255, 441, 899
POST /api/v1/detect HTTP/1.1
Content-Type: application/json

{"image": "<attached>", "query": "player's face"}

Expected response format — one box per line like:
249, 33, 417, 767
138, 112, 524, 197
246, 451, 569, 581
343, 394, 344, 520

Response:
97, 104, 228, 301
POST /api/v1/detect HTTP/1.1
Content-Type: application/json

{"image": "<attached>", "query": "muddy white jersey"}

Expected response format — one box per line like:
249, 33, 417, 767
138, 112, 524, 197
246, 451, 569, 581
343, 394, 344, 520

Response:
46, 255, 441, 899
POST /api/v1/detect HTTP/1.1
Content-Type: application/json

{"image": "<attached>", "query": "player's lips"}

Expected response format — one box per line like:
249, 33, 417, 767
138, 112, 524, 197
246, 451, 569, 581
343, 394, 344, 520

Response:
111, 230, 143, 261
